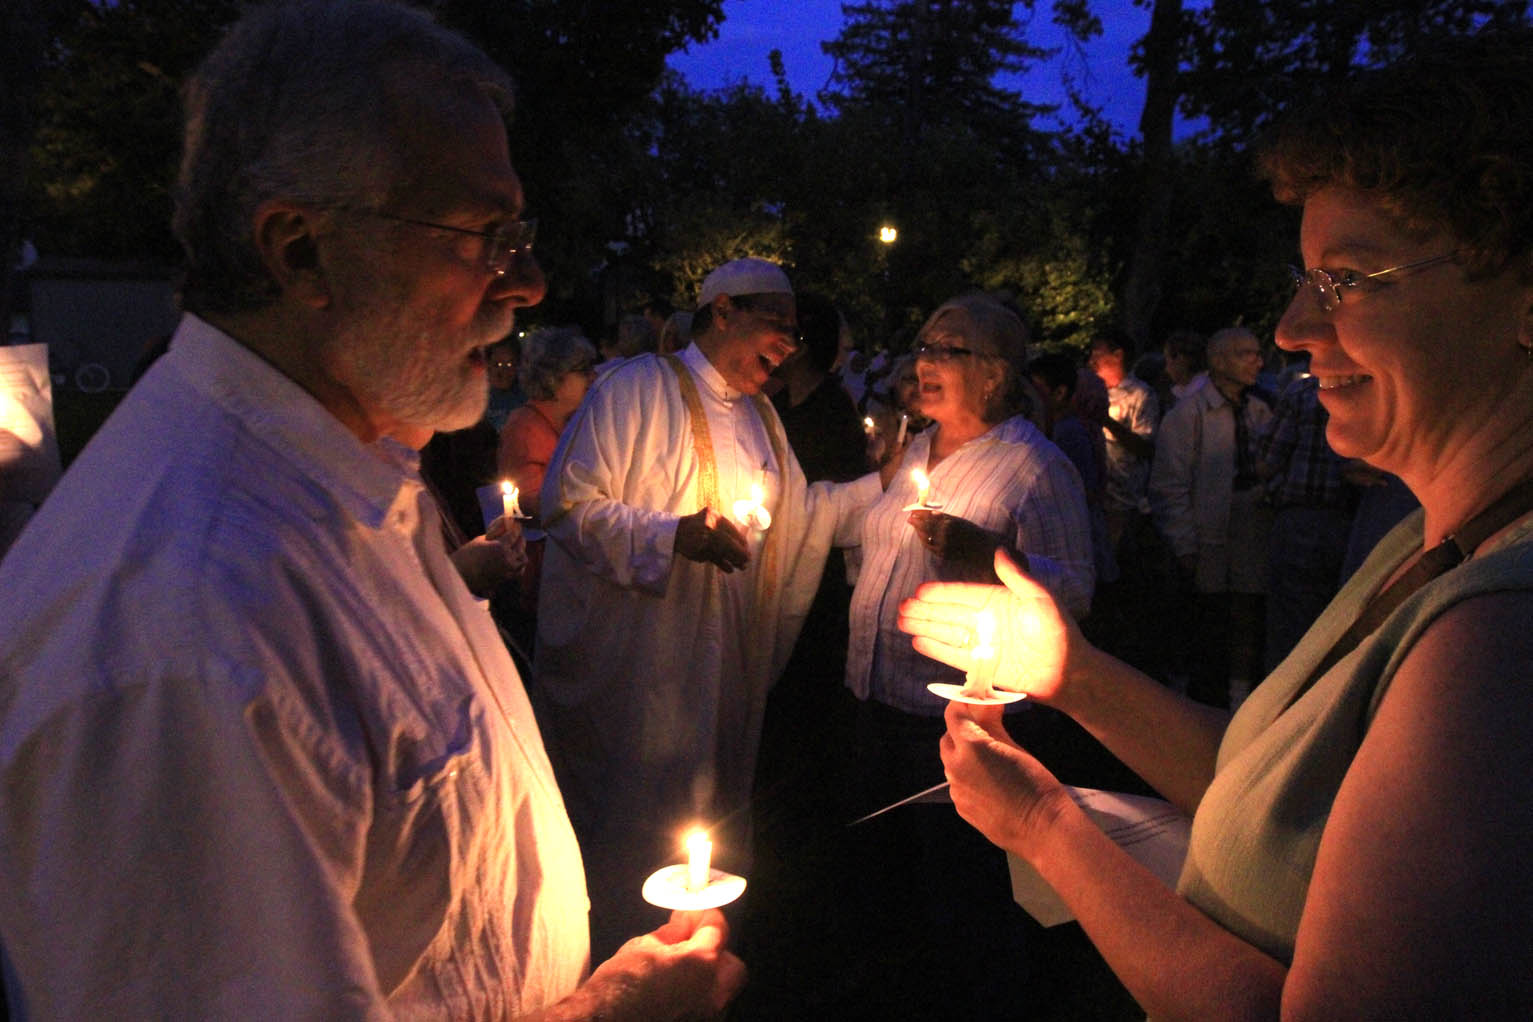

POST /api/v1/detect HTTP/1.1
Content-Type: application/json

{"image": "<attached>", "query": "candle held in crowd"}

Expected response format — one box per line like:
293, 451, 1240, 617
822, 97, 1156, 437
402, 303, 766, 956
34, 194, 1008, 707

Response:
686, 830, 712, 892
500, 480, 523, 519
963, 609, 997, 698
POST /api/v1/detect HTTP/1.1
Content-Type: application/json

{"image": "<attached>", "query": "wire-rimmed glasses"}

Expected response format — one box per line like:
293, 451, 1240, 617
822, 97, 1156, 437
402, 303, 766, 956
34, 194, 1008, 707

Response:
913, 341, 978, 362
1288, 252, 1457, 312
365, 210, 537, 276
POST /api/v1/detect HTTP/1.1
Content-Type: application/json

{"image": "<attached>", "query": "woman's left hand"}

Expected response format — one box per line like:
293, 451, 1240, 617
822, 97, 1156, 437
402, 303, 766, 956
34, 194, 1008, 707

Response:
940, 700, 1071, 858
450, 517, 528, 598
908, 509, 1014, 573
485, 513, 529, 573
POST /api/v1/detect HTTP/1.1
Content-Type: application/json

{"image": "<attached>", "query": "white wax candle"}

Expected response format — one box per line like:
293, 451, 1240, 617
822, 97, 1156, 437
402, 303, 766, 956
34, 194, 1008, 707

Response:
686, 830, 712, 892
863, 415, 876, 436
964, 609, 997, 697
911, 468, 930, 507
500, 481, 521, 519
896, 412, 909, 448
733, 482, 771, 531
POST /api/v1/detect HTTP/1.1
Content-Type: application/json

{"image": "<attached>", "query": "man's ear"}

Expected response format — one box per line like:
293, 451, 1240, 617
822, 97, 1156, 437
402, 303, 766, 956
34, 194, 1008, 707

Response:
251, 200, 331, 310
714, 293, 747, 328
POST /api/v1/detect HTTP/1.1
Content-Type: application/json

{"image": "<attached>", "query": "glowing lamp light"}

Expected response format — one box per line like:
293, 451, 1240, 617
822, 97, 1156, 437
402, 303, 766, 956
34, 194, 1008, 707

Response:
879, 224, 899, 245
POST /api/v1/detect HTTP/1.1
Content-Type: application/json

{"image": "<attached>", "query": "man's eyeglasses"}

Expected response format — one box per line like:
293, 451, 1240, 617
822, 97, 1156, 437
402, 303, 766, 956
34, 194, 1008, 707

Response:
914, 342, 978, 362
729, 295, 803, 348
364, 210, 537, 276
1288, 251, 1456, 313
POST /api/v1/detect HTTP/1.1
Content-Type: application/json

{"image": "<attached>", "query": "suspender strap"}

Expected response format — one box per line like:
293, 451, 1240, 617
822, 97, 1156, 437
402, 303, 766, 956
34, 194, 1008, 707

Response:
662, 355, 786, 602
663, 354, 721, 511
749, 392, 788, 603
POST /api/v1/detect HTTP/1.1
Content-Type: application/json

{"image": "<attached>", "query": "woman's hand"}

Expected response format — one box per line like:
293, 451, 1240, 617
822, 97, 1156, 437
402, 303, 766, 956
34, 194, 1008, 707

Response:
906, 509, 1021, 576
940, 701, 1072, 857
451, 515, 528, 598
897, 548, 1078, 704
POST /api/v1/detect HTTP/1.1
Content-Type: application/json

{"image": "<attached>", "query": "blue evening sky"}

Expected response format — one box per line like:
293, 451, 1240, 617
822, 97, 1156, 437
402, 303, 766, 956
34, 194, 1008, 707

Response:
666, 0, 1164, 137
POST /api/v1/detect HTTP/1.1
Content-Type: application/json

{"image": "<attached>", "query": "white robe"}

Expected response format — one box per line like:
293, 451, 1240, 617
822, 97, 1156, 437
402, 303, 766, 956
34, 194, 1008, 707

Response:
536, 344, 878, 949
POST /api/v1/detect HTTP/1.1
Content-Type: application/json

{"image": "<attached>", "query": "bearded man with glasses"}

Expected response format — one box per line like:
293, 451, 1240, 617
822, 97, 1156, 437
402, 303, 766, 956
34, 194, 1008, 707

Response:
0, 2, 744, 1017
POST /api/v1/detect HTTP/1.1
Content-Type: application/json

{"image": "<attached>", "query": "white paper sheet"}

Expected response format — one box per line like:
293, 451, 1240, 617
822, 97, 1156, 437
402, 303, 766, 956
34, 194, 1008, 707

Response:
1008, 786, 1192, 927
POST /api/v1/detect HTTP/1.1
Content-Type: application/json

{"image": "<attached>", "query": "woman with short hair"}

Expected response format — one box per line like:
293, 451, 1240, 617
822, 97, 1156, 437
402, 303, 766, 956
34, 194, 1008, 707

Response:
902, 30, 1533, 1017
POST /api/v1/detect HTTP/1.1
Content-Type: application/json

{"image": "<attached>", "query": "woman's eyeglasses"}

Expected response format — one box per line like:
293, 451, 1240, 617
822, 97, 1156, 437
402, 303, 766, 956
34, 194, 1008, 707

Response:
913, 342, 978, 362
1287, 251, 1456, 312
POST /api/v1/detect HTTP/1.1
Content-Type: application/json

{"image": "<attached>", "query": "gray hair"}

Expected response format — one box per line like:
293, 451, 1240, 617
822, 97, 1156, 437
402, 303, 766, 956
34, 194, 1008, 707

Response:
174, 0, 515, 315
519, 326, 598, 401
1206, 326, 1258, 362
917, 293, 1032, 422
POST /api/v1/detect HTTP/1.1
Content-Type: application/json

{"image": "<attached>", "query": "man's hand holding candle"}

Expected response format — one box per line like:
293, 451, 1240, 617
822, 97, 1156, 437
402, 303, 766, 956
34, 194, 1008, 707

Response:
674, 507, 750, 573
449, 515, 528, 599
551, 908, 747, 1022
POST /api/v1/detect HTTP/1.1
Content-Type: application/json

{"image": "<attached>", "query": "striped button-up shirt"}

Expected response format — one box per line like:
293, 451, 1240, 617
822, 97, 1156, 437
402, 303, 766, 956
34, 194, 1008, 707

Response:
845, 415, 1095, 715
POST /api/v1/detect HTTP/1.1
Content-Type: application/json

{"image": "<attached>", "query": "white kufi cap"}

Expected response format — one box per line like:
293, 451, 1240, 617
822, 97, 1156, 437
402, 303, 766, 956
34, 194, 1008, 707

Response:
696, 257, 793, 310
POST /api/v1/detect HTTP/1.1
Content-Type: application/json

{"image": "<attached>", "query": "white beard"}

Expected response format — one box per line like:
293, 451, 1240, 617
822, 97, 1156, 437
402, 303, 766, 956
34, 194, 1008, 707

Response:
327, 283, 514, 435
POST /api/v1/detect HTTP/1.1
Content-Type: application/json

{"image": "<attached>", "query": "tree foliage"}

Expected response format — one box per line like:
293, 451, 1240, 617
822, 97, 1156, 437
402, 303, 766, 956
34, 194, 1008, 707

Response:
17, 0, 1533, 362
24, 0, 239, 263
1176, 0, 1532, 142
429, 0, 725, 328
821, 0, 1054, 147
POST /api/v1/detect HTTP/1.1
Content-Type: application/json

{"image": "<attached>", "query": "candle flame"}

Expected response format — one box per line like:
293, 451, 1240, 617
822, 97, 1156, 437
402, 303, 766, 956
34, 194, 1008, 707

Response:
911, 468, 931, 506
685, 828, 712, 892
733, 482, 771, 531
500, 480, 523, 519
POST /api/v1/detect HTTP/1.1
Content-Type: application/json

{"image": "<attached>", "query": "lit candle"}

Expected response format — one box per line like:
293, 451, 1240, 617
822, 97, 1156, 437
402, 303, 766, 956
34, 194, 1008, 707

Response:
963, 609, 997, 698
686, 829, 712, 892
911, 468, 930, 508
731, 467, 772, 531
896, 412, 909, 448
732, 483, 770, 530
863, 415, 876, 436
500, 480, 522, 519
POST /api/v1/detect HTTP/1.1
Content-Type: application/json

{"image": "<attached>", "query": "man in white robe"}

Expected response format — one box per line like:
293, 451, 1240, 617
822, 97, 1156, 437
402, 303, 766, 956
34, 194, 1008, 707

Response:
537, 259, 882, 956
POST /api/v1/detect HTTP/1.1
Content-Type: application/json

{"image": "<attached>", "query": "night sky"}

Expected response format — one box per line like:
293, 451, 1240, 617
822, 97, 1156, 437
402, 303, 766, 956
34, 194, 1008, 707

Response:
666, 0, 1164, 136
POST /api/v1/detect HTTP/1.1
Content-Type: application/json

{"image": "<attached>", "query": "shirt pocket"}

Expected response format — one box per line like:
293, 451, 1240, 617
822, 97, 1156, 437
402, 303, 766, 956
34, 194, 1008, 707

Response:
356, 687, 495, 996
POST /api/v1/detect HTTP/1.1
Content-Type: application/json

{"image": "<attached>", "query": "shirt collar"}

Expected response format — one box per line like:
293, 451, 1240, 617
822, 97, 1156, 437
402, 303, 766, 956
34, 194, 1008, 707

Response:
166, 313, 415, 529
680, 341, 741, 403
